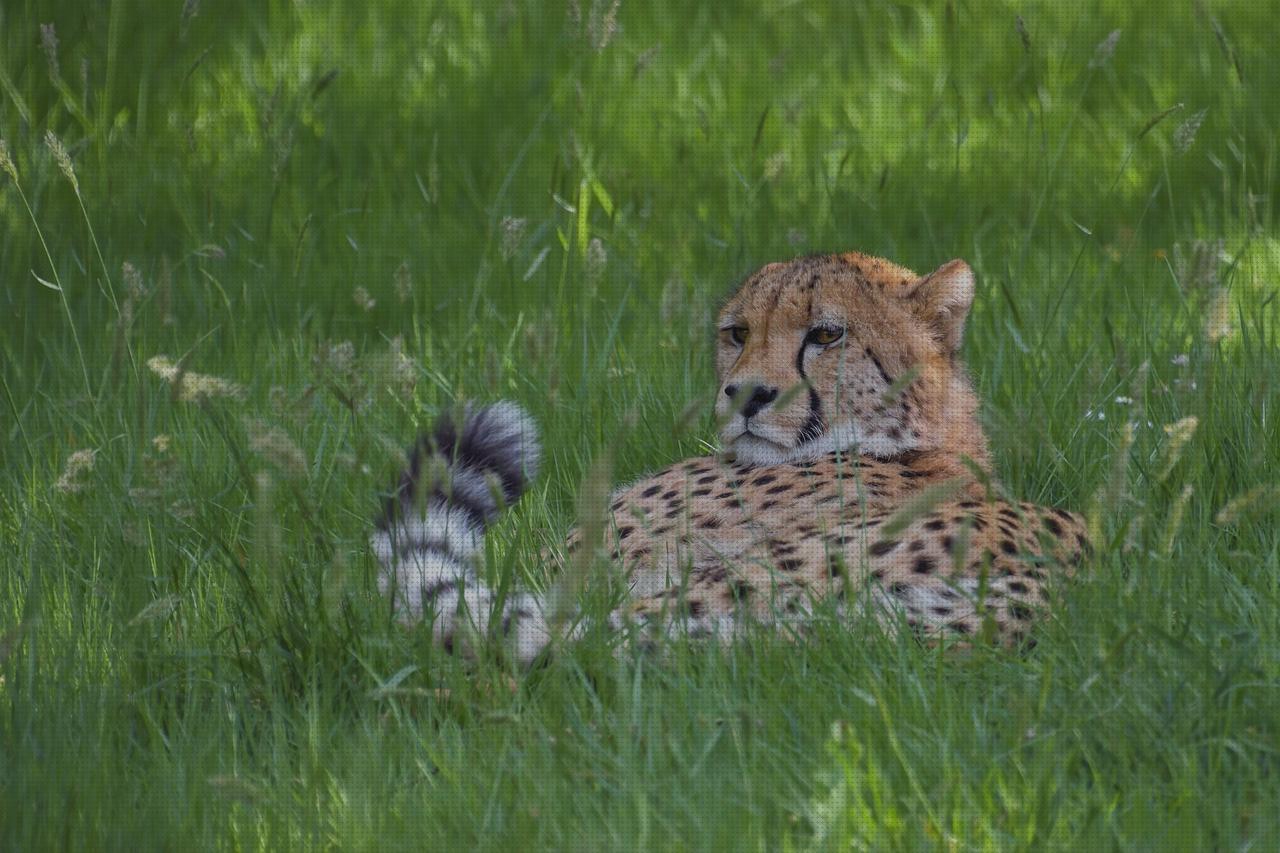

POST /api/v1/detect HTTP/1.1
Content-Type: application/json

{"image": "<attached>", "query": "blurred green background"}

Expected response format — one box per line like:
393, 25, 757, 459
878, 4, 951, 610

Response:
3, 1, 1279, 849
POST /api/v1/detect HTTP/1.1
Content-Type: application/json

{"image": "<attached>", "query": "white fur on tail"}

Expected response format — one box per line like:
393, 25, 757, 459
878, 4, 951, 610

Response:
373, 401, 553, 664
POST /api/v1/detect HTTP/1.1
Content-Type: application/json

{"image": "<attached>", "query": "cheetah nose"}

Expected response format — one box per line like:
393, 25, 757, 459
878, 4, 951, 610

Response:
733, 384, 778, 419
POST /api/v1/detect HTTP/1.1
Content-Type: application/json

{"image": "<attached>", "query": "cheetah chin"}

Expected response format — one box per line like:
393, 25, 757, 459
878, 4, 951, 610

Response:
726, 422, 905, 467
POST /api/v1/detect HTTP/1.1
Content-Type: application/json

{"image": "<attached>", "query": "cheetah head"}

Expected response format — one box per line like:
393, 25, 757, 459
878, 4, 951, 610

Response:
713, 252, 988, 468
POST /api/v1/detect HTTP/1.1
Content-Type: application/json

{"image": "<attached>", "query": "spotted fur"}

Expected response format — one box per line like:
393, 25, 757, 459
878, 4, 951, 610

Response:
374, 252, 1089, 664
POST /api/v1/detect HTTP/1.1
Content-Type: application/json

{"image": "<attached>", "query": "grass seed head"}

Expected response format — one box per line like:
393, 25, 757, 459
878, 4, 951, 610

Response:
0, 140, 16, 182
122, 262, 145, 298
393, 261, 412, 302
147, 355, 246, 402
584, 237, 607, 285
245, 418, 308, 479
40, 23, 60, 77
363, 337, 418, 398
387, 336, 418, 396
1174, 108, 1208, 154
1215, 484, 1280, 526
128, 594, 181, 628
501, 216, 527, 260
147, 355, 180, 381
117, 261, 145, 337
1204, 287, 1233, 343
353, 285, 376, 312
587, 0, 621, 50
1160, 484, 1194, 555
1089, 29, 1121, 68
54, 448, 97, 494
1158, 416, 1199, 482
763, 151, 788, 181
44, 131, 78, 193
183, 374, 246, 402
314, 341, 356, 377
1173, 239, 1225, 291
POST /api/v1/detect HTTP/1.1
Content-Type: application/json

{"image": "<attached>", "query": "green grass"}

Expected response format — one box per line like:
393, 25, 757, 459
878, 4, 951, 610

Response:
3, 0, 1280, 848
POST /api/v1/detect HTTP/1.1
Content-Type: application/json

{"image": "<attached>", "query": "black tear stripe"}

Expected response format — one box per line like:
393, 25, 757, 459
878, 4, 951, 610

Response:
795, 343, 825, 446
865, 347, 893, 386
797, 388, 824, 445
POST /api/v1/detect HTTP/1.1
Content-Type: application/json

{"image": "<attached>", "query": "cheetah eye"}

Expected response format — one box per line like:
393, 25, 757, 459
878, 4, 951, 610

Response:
806, 327, 844, 346
726, 326, 750, 346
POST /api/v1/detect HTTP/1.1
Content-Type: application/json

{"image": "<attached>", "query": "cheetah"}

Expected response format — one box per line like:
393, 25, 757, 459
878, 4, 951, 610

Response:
373, 252, 1090, 664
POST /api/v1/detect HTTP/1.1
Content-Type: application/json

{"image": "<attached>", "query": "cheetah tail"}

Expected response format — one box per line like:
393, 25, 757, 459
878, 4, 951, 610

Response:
371, 401, 546, 656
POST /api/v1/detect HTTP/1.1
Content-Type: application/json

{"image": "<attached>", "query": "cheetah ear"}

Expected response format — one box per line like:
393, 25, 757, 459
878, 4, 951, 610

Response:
904, 259, 974, 353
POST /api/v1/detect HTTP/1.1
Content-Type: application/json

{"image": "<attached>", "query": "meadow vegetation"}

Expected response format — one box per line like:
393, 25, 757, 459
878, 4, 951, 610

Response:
2, 0, 1279, 847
